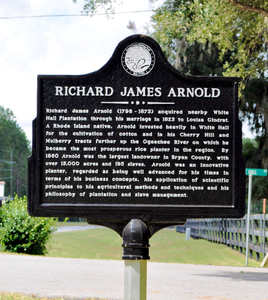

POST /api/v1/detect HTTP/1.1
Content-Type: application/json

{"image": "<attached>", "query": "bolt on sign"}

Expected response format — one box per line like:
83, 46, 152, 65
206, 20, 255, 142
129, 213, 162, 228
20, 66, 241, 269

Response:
28, 35, 245, 231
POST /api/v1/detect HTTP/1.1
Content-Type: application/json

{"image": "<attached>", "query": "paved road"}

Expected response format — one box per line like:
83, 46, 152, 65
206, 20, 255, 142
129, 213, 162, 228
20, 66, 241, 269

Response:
56, 225, 101, 233
0, 253, 268, 300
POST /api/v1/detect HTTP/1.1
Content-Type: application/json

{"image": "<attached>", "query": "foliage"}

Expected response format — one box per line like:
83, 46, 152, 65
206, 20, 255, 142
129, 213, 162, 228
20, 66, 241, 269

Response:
242, 138, 261, 168
180, 1, 268, 88
0, 106, 31, 197
151, 0, 234, 77
0, 195, 56, 255
72, 0, 121, 16
79, 0, 268, 84
75, 0, 268, 86
75, 0, 268, 168
151, 0, 268, 168
242, 138, 268, 205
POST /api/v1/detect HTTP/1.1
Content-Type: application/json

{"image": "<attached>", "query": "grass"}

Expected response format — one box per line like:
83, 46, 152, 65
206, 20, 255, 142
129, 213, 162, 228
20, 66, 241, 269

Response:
47, 227, 261, 267
49, 227, 121, 260
0, 292, 106, 300
56, 221, 89, 227
150, 229, 260, 266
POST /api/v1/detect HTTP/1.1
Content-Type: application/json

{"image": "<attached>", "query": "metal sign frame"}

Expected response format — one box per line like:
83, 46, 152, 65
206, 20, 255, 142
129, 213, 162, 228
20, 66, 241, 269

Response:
28, 35, 245, 234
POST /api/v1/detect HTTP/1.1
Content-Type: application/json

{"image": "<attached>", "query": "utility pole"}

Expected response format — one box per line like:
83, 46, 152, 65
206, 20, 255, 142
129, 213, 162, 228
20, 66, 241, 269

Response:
0, 149, 14, 197
10, 151, 13, 197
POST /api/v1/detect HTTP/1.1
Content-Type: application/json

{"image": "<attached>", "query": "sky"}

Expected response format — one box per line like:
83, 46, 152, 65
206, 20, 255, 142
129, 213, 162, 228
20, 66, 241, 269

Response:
0, 0, 156, 142
0, 0, 253, 143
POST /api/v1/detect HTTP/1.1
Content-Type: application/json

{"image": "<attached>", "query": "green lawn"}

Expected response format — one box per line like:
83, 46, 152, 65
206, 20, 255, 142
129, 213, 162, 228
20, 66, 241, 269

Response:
47, 227, 261, 267
56, 221, 89, 227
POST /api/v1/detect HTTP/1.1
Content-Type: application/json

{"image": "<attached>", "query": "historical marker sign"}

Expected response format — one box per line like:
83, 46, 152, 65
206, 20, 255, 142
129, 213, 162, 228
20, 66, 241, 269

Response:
28, 35, 245, 229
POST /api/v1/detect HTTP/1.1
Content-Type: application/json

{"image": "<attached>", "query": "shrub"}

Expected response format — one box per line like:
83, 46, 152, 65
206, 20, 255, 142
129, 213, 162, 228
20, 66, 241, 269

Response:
0, 195, 56, 255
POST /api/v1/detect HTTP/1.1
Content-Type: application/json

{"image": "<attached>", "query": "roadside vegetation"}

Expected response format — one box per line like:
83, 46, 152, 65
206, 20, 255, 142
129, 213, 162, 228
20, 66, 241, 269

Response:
47, 226, 261, 267
0, 196, 56, 255
0, 106, 30, 197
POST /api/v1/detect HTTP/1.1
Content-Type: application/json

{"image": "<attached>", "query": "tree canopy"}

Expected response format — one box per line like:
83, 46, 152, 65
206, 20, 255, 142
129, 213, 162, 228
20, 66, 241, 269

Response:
76, 0, 268, 91
0, 106, 31, 197
151, 0, 268, 169
242, 137, 268, 209
173, 1, 268, 86
75, 0, 268, 167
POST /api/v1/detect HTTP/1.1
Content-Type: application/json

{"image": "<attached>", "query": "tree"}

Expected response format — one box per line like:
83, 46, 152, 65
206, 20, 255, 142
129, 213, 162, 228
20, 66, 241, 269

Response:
74, 0, 268, 83
72, 0, 120, 15
150, 0, 268, 168
0, 195, 56, 255
243, 138, 268, 211
150, 0, 233, 77
177, 1, 268, 84
75, 0, 268, 168
0, 106, 31, 197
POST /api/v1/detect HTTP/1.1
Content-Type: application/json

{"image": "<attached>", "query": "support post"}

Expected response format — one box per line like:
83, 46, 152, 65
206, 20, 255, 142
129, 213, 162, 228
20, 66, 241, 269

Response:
124, 260, 147, 300
264, 199, 266, 257
264, 214, 266, 256
261, 199, 265, 256
0, 181, 5, 207
122, 219, 150, 300
10, 151, 13, 197
246, 174, 252, 266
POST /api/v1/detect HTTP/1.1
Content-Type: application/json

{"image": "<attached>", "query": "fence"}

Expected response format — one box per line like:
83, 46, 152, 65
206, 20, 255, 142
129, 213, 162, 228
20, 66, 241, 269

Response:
176, 214, 268, 262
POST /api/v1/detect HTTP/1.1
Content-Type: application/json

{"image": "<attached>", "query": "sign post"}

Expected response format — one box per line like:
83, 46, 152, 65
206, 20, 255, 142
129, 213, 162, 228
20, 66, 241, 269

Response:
245, 173, 252, 267
0, 181, 5, 207
261, 198, 268, 268
122, 219, 149, 300
261, 198, 268, 267
28, 35, 245, 299
263, 198, 266, 256
245, 168, 267, 266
